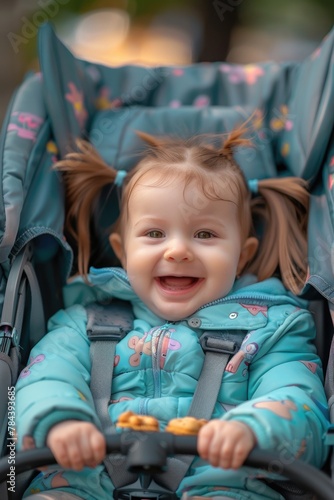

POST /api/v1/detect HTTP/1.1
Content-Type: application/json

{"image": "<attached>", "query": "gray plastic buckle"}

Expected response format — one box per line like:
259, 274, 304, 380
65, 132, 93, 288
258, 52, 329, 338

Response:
87, 325, 128, 342
200, 333, 239, 355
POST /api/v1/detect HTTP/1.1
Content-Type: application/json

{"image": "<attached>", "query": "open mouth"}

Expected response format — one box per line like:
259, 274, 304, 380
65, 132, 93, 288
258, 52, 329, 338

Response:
156, 276, 202, 292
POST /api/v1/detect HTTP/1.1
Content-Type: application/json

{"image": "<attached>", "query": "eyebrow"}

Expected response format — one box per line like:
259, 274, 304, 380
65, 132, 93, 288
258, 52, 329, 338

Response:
133, 214, 229, 228
193, 218, 229, 231
133, 217, 165, 228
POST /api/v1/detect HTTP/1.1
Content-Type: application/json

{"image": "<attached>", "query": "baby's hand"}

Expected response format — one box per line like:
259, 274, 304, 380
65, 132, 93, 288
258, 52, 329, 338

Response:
46, 420, 106, 470
197, 420, 256, 469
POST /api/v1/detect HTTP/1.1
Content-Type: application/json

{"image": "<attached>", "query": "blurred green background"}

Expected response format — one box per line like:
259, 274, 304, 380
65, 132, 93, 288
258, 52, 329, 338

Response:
1, 0, 333, 121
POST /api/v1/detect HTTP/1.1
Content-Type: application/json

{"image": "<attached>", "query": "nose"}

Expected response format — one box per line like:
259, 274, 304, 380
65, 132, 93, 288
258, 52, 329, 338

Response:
164, 239, 193, 263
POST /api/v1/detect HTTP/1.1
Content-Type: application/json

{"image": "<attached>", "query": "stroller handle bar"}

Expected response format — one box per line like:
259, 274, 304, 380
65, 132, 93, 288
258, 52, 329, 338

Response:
0, 431, 333, 500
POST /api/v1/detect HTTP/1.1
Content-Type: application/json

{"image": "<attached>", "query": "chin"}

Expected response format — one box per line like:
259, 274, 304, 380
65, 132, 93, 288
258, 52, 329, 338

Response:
156, 307, 195, 323
157, 311, 182, 322
150, 299, 199, 322
164, 314, 185, 322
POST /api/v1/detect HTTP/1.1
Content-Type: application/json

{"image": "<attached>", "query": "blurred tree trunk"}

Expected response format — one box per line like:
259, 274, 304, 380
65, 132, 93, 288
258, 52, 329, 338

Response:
197, 0, 239, 62
0, 5, 24, 124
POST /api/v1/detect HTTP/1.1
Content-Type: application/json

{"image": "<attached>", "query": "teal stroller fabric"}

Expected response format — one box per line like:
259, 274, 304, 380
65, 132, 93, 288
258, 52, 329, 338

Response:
1, 23, 334, 305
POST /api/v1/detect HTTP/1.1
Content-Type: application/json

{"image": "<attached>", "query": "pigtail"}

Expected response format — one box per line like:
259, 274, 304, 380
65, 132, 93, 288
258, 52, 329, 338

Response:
247, 177, 309, 294
219, 123, 253, 158
135, 130, 167, 148
54, 139, 118, 278
136, 124, 253, 159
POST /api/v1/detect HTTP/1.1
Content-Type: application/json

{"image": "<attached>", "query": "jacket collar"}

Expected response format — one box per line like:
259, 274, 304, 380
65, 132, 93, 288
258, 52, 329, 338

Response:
63, 267, 307, 329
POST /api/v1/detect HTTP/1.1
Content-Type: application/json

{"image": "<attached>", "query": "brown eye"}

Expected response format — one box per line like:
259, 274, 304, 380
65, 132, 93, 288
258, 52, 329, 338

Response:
147, 230, 164, 238
195, 231, 214, 239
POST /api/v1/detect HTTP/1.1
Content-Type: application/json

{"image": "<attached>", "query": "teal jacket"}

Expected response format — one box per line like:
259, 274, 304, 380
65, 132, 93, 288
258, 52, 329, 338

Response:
16, 267, 329, 498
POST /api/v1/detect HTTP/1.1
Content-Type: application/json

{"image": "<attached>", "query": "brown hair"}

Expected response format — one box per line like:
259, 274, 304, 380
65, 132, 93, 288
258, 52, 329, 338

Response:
54, 125, 309, 294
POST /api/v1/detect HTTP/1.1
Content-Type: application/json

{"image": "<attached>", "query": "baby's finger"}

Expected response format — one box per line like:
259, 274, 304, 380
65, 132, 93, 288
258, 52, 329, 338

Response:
215, 434, 235, 469
79, 432, 96, 467
204, 428, 228, 467
197, 423, 216, 459
89, 431, 106, 466
52, 440, 72, 470
231, 436, 255, 469
67, 440, 85, 470
230, 440, 250, 470
218, 423, 255, 469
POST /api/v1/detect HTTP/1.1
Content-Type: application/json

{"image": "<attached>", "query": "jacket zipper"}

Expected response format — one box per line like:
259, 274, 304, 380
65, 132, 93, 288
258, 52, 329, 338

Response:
138, 325, 168, 416
198, 293, 292, 311
151, 324, 172, 398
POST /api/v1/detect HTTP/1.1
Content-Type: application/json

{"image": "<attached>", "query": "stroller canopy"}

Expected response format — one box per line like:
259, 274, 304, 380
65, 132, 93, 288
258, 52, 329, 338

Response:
0, 22, 333, 303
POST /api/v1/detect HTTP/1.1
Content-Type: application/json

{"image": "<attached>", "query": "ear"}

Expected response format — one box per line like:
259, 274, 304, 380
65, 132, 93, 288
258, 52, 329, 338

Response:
237, 237, 258, 276
109, 233, 126, 268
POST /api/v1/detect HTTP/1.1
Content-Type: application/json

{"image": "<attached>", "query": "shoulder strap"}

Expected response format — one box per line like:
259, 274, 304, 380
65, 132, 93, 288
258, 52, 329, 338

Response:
154, 330, 246, 492
86, 299, 134, 434
189, 331, 246, 418
87, 299, 139, 488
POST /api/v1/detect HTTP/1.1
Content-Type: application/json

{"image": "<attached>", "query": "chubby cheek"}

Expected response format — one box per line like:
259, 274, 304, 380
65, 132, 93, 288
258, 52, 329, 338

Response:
125, 264, 142, 286
125, 242, 159, 276
211, 256, 239, 291
127, 275, 152, 308
211, 246, 239, 271
125, 260, 149, 293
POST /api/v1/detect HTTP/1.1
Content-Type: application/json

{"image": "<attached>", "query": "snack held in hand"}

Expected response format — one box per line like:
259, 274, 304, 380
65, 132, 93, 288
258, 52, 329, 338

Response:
166, 417, 208, 435
117, 411, 160, 431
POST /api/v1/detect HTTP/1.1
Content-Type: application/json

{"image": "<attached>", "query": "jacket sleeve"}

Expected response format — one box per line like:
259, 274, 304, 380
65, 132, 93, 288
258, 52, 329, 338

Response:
15, 304, 101, 450
222, 308, 330, 468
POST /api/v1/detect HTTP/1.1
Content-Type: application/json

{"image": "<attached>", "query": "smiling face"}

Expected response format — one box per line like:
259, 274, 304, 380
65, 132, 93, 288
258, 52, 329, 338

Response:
110, 172, 258, 321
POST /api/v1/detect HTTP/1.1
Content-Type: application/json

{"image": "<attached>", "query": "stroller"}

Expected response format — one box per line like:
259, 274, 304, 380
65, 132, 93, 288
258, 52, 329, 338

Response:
0, 21, 334, 499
